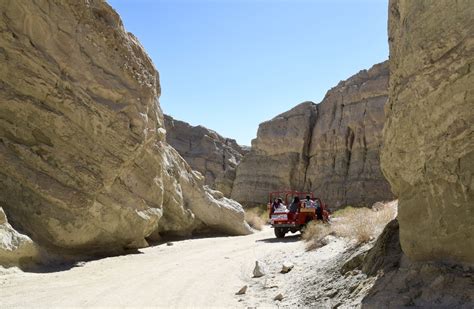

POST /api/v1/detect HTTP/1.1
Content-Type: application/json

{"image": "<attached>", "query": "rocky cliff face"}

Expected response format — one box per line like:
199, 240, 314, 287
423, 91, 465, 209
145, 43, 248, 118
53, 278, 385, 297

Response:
306, 61, 392, 208
232, 62, 394, 208
164, 115, 246, 197
381, 0, 474, 264
232, 102, 318, 206
0, 0, 250, 258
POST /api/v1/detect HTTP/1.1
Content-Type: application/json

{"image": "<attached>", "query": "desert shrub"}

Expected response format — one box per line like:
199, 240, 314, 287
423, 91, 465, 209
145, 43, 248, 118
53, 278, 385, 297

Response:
332, 208, 373, 243
302, 221, 331, 250
303, 201, 398, 249
332, 203, 397, 244
330, 206, 357, 218
244, 205, 269, 231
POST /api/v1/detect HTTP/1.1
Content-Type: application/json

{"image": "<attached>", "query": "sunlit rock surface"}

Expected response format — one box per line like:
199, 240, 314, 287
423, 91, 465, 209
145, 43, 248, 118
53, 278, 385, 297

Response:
0, 0, 250, 257
232, 62, 394, 208
0, 207, 39, 267
381, 0, 474, 263
164, 115, 247, 197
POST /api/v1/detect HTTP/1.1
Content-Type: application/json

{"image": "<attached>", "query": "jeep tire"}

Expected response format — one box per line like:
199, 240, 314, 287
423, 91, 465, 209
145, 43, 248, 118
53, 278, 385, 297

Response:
274, 227, 286, 238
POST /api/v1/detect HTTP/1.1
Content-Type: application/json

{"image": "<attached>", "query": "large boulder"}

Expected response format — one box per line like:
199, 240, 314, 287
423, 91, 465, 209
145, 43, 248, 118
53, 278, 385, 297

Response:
0, 0, 250, 257
164, 115, 247, 197
381, 0, 474, 263
232, 62, 394, 208
157, 144, 251, 237
0, 207, 39, 267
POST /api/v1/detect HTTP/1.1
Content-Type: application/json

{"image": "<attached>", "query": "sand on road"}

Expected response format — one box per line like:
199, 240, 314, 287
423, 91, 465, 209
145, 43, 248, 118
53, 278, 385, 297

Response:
1, 227, 309, 308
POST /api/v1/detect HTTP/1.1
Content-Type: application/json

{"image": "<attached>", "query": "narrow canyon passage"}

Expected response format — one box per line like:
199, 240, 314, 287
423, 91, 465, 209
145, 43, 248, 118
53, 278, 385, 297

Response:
0, 228, 305, 307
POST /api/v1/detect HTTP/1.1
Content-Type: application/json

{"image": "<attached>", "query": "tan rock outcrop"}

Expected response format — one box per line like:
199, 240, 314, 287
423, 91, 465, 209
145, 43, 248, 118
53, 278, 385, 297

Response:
343, 219, 474, 307
306, 62, 393, 208
232, 102, 317, 206
164, 115, 246, 197
232, 63, 394, 208
0, 0, 250, 256
156, 143, 251, 237
381, 0, 474, 264
0, 207, 39, 267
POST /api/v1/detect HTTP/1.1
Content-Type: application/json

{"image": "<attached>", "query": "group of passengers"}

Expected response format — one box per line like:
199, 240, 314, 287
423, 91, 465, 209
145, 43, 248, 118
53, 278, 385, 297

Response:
271, 195, 324, 220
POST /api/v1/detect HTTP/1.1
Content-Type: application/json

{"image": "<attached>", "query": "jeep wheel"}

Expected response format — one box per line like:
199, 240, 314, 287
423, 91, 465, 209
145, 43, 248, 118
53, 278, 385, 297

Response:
274, 227, 286, 238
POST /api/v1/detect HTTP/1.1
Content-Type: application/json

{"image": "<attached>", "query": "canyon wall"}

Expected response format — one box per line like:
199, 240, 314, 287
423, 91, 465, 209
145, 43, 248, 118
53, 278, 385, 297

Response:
231, 102, 318, 206
0, 0, 250, 259
381, 0, 473, 264
164, 115, 246, 197
306, 61, 392, 208
232, 62, 394, 208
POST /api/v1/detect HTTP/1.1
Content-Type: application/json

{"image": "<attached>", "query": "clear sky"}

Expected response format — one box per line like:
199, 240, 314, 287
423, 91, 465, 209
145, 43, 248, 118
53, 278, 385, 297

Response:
108, 0, 389, 145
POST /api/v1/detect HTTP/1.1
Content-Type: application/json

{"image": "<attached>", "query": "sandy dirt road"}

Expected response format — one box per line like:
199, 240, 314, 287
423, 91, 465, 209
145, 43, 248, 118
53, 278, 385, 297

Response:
1, 227, 308, 308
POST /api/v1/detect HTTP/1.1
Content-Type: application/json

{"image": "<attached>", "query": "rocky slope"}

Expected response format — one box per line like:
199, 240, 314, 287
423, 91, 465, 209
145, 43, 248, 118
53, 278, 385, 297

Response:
381, 0, 474, 264
232, 62, 394, 208
164, 115, 247, 197
340, 219, 473, 308
0, 0, 250, 261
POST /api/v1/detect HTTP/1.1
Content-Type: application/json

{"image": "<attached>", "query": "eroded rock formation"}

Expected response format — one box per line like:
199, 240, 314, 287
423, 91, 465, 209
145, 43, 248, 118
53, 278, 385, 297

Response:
381, 0, 474, 264
232, 102, 318, 205
232, 62, 394, 208
0, 0, 250, 257
164, 115, 246, 197
341, 219, 473, 307
0, 208, 39, 267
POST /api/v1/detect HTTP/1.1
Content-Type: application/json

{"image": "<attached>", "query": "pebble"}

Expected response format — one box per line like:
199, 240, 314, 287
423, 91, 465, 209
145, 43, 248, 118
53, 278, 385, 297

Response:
274, 293, 284, 301
235, 285, 248, 295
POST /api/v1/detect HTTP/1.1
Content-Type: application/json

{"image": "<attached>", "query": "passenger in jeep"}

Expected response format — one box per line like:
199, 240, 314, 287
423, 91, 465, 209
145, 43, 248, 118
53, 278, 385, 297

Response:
289, 196, 300, 213
275, 198, 287, 212
271, 199, 278, 213
315, 200, 323, 220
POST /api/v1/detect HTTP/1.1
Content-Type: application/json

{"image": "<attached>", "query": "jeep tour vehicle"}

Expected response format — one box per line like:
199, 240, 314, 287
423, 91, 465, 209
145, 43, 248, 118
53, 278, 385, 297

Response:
267, 191, 329, 238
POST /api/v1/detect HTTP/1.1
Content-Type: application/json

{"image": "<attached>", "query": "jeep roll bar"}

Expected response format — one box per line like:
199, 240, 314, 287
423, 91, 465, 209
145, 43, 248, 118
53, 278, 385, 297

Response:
268, 190, 315, 205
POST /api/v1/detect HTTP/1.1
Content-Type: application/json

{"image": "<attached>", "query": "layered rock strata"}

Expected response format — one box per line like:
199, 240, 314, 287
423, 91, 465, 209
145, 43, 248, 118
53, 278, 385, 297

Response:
232, 102, 318, 206
0, 0, 250, 257
232, 62, 394, 208
164, 115, 246, 197
381, 0, 474, 264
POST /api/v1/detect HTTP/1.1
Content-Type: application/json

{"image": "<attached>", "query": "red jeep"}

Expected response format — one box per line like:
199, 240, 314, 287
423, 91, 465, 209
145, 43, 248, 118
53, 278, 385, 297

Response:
267, 191, 329, 238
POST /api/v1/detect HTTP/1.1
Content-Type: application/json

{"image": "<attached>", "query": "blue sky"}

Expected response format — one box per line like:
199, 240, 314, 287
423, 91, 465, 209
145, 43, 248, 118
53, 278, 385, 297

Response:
108, 0, 389, 145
